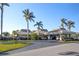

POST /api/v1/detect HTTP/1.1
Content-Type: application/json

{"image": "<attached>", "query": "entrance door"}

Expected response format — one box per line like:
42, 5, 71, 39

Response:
52, 35, 56, 40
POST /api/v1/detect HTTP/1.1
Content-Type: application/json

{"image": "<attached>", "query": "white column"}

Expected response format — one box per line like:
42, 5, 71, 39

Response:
59, 34, 63, 42
48, 35, 50, 40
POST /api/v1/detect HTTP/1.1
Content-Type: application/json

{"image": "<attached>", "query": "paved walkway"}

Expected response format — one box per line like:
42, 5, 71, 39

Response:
9, 43, 79, 56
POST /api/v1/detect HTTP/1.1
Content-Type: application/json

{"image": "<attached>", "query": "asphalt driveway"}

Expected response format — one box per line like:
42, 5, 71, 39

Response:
0, 40, 62, 56
10, 43, 79, 56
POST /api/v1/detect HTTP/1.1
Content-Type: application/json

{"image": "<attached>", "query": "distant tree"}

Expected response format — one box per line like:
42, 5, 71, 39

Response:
2, 32, 10, 36
34, 21, 43, 35
66, 20, 75, 31
34, 21, 43, 29
0, 3, 9, 39
66, 20, 75, 38
12, 30, 18, 36
23, 9, 35, 39
60, 18, 75, 40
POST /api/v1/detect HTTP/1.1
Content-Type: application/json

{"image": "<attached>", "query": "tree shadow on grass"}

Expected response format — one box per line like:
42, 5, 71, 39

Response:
0, 52, 8, 56
58, 51, 79, 56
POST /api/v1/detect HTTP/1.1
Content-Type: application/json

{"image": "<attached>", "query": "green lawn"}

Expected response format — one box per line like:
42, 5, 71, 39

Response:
64, 41, 79, 43
0, 40, 32, 52
63, 39, 79, 43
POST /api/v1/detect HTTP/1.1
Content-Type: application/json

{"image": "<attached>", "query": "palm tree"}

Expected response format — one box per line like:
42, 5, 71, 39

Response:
0, 3, 9, 39
34, 21, 43, 35
66, 20, 75, 31
23, 9, 35, 39
60, 18, 67, 28
66, 20, 75, 38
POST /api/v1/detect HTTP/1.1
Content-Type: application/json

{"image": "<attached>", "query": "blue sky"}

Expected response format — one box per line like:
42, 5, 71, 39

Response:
0, 3, 79, 33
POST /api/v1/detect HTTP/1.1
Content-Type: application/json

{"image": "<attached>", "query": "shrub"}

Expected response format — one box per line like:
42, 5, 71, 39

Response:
30, 32, 39, 40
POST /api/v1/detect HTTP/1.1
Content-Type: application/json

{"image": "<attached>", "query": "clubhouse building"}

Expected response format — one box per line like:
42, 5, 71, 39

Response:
14, 28, 77, 41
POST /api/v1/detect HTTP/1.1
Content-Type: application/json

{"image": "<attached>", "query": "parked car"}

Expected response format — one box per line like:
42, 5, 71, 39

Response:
0, 36, 13, 40
16, 36, 27, 40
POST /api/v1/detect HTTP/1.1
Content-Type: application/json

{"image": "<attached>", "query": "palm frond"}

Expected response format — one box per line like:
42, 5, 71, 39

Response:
0, 7, 1, 9
30, 18, 35, 22
23, 9, 35, 22
23, 9, 29, 16
23, 10, 26, 15
34, 24, 37, 26
2, 3, 9, 7
34, 21, 43, 30
26, 9, 29, 15
29, 12, 35, 18
66, 20, 75, 30
61, 18, 67, 25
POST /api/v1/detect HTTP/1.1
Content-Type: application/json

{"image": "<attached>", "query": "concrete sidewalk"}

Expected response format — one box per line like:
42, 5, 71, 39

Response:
9, 43, 79, 56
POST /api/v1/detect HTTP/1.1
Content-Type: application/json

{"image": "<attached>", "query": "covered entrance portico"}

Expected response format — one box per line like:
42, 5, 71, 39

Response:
48, 28, 76, 41
48, 32, 60, 40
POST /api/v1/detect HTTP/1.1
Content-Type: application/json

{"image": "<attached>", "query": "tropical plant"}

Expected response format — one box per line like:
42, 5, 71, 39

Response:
65, 20, 75, 38
60, 18, 67, 28
0, 3, 9, 39
23, 9, 35, 39
34, 21, 43, 29
30, 32, 38, 40
66, 20, 75, 31
34, 21, 43, 35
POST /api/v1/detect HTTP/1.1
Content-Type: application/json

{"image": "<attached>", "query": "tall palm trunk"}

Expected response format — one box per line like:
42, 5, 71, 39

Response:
68, 27, 71, 31
68, 26, 71, 38
37, 27, 39, 35
37, 27, 40, 40
61, 22, 64, 28
1, 5, 3, 40
27, 20, 29, 40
